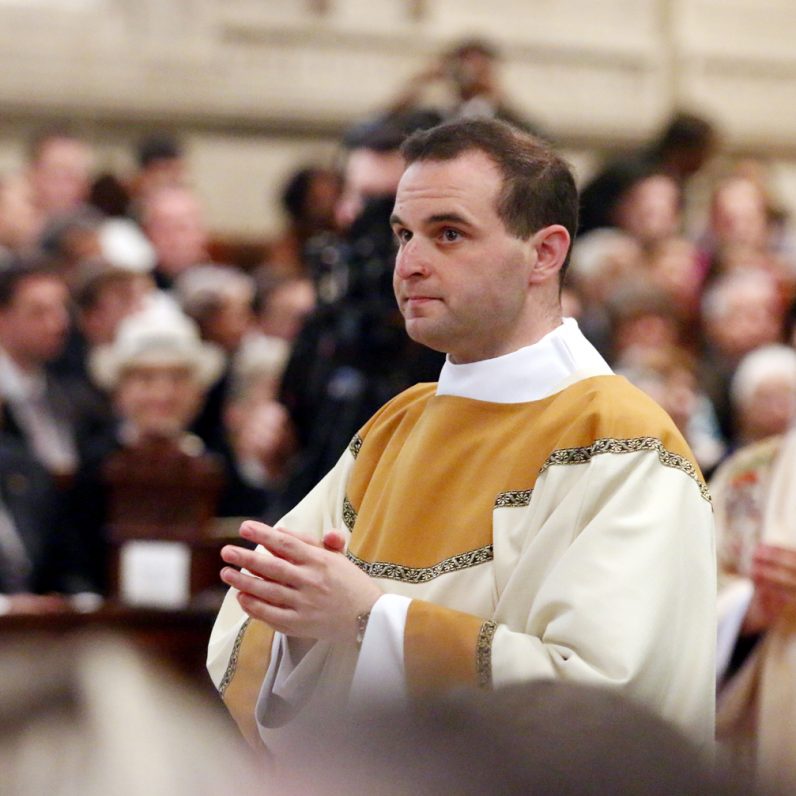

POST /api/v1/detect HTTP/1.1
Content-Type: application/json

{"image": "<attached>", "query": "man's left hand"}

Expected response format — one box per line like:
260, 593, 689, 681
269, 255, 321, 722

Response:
220, 521, 381, 644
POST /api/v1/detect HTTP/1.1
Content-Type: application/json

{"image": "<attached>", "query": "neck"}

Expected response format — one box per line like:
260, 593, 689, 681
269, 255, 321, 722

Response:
449, 314, 564, 365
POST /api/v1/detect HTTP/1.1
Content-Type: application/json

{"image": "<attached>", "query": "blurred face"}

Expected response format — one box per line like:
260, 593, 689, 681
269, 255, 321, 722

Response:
749, 376, 796, 438
259, 279, 316, 341
335, 149, 406, 231
613, 175, 680, 245
204, 291, 254, 353
29, 136, 92, 216
661, 368, 698, 432
80, 275, 151, 346
649, 238, 702, 309
447, 50, 496, 99
614, 313, 680, 357
115, 364, 203, 437
143, 188, 208, 275
303, 171, 341, 229
0, 174, 41, 250
0, 274, 70, 369
391, 151, 536, 363
711, 178, 768, 249
573, 235, 643, 305
738, 374, 796, 442
705, 281, 783, 358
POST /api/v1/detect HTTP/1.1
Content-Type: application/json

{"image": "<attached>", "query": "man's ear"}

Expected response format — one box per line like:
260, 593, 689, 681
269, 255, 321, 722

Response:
528, 225, 570, 285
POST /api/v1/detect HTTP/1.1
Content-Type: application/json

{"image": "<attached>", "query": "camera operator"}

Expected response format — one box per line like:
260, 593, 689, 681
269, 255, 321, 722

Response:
275, 115, 443, 514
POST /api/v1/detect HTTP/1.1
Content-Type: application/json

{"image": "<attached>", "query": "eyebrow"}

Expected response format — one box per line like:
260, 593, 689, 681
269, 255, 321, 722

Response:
389, 212, 472, 227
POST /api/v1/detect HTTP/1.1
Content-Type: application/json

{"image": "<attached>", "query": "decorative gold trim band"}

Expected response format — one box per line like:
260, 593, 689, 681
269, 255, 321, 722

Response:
218, 617, 250, 697
347, 544, 493, 584
348, 434, 363, 459
494, 489, 532, 509
476, 620, 497, 688
342, 496, 357, 532
540, 436, 711, 503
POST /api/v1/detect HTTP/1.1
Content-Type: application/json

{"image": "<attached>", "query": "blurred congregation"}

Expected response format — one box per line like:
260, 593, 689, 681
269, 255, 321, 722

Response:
1, 3, 796, 793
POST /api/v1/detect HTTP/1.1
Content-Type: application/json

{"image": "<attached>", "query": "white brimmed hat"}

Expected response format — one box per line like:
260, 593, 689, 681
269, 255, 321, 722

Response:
89, 302, 225, 391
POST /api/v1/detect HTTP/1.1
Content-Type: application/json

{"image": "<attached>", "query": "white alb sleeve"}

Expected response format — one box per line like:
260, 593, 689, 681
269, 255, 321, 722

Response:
349, 593, 412, 708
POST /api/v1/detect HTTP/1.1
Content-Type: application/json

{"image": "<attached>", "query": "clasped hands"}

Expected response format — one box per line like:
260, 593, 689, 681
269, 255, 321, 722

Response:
220, 521, 382, 644
744, 542, 796, 634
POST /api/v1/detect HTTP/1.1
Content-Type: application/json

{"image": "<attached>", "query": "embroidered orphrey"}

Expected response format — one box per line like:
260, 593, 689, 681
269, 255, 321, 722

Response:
347, 544, 493, 584
342, 496, 357, 532
476, 620, 497, 688
494, 489, 532, 509
348, 434, 363, 459
218, 618, 250, 697
540, 436, 711, 503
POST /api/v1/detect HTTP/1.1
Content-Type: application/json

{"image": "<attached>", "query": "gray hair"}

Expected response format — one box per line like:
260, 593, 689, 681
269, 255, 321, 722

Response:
701, 269, 777, 322
730, 343, 796, 409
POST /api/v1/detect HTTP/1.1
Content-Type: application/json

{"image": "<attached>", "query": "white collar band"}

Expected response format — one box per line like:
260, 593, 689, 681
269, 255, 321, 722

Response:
435, 318, 612, 404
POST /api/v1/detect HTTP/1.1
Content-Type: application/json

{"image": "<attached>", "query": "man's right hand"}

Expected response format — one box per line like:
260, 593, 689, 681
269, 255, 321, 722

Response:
220, 521, 381, 643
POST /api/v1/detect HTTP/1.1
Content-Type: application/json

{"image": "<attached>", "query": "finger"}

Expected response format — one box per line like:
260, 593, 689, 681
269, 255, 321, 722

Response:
236, 592, 303, 635
753, 555, 796, 582
240, 521, 316, 564
322, 529, 346, 553
754, 545, 796, 569
221, 545, 303, 588
280, 525, 330, 549
239, 520, 323, 553
220, 567, 295, 608
752, 563, 796, 595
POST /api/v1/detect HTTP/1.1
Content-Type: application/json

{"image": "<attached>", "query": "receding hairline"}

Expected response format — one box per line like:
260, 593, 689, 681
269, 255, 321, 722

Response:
392, 153, 509, 230
395, 144, 553, 237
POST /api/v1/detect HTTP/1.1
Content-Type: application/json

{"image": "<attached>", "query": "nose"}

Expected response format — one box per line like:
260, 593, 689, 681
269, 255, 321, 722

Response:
45, 304, 70, 338
394, 237, 430, 281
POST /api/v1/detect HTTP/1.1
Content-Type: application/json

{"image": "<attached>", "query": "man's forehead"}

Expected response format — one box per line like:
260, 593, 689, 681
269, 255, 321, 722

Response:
399, 149, 500, 184
394, 151, 502, 216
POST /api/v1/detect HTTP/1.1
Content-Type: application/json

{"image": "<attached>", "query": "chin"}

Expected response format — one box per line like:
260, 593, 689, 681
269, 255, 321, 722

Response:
139, 420, 183, 438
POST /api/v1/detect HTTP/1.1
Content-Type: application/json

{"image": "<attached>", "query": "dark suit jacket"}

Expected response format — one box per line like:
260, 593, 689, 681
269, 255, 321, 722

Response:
0, 371, 80, 468
0, 435, 66, 594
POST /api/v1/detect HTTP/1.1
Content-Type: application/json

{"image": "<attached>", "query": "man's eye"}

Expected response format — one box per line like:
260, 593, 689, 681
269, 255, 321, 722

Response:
442, 228, 461, 242
395, 229, 412, 243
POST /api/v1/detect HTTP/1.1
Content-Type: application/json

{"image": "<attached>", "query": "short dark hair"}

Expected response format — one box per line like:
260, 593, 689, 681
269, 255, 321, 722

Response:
400, 118, 578, 274
0, 258, 62, 310
447, 38, 499, 61
137, 133, 183, 169
342, 110, 444, 153
654, 112, 715, 155
281, 167, 326, 221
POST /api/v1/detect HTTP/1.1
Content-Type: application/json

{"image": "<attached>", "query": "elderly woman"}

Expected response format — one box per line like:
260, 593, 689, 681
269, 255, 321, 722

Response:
89, 303, 224, 446
68, 304, 225, 593
729, 344, 796, 448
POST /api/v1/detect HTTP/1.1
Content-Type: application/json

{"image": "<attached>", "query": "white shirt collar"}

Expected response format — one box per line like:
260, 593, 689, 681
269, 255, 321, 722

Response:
435, 318, 612, 404
0, 348, 46, 403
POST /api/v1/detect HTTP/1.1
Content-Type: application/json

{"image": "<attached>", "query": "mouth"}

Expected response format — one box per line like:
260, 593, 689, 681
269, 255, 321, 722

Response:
404, 295, 439, 305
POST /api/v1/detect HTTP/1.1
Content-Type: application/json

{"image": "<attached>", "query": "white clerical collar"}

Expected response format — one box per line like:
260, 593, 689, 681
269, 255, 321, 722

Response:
435, 318, 612, 404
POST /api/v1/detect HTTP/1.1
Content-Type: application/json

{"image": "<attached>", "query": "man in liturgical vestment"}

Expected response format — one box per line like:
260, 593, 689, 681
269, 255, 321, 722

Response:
208, 118, 715, 758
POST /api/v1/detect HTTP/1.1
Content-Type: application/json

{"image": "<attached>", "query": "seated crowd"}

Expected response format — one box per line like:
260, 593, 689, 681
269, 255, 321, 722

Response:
0, 37, 795, 792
